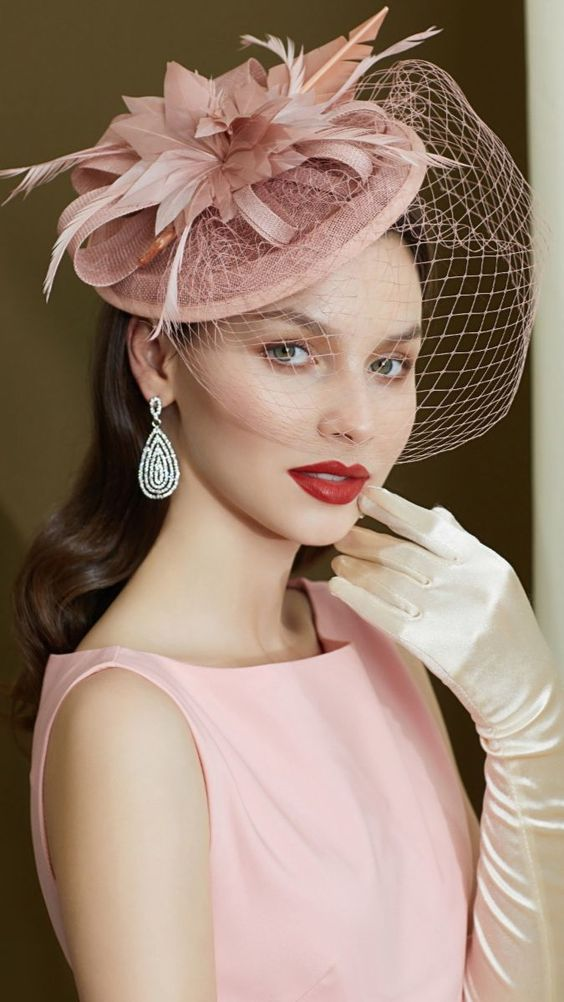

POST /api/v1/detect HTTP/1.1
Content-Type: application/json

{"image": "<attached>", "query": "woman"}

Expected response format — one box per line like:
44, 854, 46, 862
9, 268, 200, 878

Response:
2, 7, 563, 1001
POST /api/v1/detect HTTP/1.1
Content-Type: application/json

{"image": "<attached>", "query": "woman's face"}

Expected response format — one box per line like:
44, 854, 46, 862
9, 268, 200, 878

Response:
156, 230, 422, 547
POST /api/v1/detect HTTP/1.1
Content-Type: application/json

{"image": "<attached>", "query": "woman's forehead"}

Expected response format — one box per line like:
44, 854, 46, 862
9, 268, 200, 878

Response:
275, 232, 422, 317
238, 305, 422, 347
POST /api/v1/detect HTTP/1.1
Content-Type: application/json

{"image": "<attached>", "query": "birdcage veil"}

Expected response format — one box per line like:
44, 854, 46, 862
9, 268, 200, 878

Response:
0, 7, 547, 464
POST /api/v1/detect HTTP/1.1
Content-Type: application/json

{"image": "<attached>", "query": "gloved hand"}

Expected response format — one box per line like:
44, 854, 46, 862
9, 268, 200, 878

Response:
328, 485, 564, 1001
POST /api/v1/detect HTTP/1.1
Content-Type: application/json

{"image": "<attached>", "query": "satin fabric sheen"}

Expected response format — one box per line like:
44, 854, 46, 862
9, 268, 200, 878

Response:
334, 490, 564, 1000
29, 576, 475, 1001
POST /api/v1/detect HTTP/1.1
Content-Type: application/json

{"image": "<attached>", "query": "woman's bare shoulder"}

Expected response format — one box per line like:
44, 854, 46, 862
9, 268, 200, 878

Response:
43, 666, 216, 1000
44, 666, 211, 875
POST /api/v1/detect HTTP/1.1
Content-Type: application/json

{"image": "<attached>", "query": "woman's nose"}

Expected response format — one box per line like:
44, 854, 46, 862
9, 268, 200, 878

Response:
317, 371, 376, 445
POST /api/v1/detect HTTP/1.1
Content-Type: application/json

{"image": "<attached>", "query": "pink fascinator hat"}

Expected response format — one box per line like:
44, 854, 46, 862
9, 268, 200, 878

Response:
0, 7, 449, 335
0, 7, 546, 463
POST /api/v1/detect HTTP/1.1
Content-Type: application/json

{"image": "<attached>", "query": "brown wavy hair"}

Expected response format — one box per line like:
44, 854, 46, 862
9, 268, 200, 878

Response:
2, 213, 431, 757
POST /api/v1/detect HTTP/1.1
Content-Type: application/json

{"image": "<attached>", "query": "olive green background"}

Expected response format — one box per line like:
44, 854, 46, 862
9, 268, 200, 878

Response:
0, 1, 530, 996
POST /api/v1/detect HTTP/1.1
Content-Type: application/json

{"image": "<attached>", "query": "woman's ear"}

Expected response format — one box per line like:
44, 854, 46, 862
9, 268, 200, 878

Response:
126, 316, 177, 406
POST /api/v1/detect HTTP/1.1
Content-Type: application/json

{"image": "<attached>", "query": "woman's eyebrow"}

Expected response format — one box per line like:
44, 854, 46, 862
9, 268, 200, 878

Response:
252, 307, 422, 344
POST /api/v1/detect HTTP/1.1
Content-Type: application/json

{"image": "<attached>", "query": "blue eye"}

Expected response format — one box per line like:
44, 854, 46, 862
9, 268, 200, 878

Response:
261, 341, 414, 380
375, 357, 412, 378
263, 342, 311, 366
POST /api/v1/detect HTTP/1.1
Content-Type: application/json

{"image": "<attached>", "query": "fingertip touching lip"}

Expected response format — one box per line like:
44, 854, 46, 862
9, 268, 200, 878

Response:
288, 461, 370, 479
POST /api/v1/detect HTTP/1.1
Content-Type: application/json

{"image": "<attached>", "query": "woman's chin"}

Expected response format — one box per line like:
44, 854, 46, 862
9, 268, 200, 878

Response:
290, 512, 361, 548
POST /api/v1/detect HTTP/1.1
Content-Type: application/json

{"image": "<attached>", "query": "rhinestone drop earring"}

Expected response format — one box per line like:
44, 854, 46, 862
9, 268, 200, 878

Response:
137, 395, 180, 499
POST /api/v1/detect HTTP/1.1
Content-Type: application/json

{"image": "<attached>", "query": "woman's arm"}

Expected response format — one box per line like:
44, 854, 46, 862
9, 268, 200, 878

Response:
43, 668, 217, 1002
332, 489, 564, 999
394, 634, 564, 999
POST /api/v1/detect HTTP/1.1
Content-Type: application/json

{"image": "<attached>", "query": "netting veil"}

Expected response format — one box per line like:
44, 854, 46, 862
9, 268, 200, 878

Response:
0, 6, 547, 463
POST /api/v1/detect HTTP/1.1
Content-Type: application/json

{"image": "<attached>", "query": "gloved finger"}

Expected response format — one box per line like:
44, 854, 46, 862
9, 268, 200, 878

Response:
432, 504, 465, 529
328, 575, 417, 641
330, 554, 424, 617
357, 486, 464, 562
328, 573, 459, 693
333, 525, 448, 580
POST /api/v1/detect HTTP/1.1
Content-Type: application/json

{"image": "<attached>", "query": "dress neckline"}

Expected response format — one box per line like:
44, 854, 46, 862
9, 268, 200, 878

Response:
47, 576, 355, 673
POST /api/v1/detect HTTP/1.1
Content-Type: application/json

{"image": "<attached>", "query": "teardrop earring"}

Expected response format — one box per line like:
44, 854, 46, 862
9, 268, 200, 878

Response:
137, 395, 180, 499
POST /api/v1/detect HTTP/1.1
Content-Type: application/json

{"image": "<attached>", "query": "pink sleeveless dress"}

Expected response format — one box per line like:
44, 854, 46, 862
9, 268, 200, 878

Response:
30, 575, 475, 1001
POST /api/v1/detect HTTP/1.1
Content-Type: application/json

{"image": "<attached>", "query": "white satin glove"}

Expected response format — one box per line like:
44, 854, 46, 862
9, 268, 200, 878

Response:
329, 485, 564, 1001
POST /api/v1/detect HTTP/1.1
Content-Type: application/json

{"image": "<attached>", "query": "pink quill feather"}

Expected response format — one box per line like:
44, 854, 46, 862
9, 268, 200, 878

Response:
319, 24, 443, 110
301, 7, 390, 95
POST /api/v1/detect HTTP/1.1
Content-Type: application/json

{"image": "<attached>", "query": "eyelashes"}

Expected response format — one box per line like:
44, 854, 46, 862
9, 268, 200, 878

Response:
260, 340, 415, 381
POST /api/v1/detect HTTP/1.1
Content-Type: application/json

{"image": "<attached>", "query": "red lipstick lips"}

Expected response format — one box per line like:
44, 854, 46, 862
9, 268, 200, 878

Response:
288, 460, 370, 505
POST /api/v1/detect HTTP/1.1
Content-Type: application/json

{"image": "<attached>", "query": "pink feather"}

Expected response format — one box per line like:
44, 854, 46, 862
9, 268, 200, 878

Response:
0, 144, 124, 206
300, 7, 390, 96
240, 33, 306, 95
43, 159, 146, 298
361, 26, 443, 68
42, 188, 116, 300
323, 26, 443, 109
